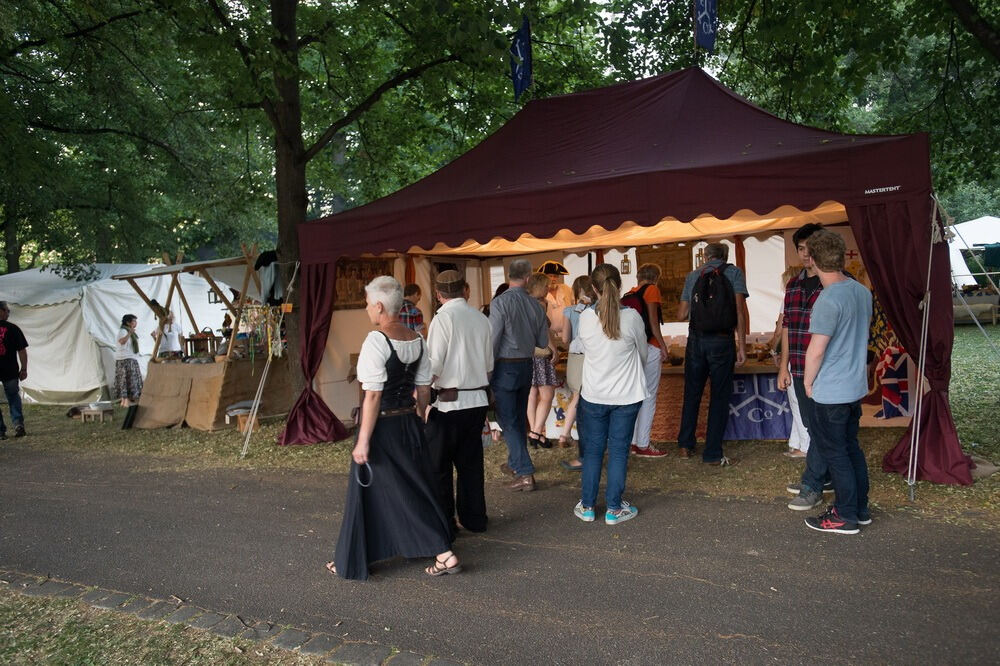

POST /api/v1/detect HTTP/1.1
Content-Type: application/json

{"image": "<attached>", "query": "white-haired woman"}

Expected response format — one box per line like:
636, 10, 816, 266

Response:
327, 276, 460, 580
574, 264, 648, 525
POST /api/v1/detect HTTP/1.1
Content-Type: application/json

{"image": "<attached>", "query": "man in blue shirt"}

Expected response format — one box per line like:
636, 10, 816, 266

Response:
676, 243, 748, 465
803, 230, 873, 535
488, 259, 550, 491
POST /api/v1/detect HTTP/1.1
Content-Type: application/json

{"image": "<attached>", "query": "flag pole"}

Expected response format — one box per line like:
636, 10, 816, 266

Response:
692, 1, 697, 57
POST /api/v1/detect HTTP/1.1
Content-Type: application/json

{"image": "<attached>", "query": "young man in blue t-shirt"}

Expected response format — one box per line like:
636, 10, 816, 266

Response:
802, 230, 873, 534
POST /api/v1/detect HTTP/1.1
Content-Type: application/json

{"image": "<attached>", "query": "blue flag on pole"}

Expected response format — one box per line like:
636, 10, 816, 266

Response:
509, 16, 532, 102
694, 0, 717, 53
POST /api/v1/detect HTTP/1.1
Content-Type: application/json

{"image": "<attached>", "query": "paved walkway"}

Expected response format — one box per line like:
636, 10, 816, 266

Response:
1, 445, 997, 664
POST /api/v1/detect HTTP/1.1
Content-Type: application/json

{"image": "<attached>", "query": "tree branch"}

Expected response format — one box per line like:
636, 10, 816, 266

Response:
298, 18, 339, 48
6, 9, 145, 58
946, 0, 1000, 61
27, 120, 183, 164
380, 9, 415, 38
303, 53, 459, 163
205, 0, 279, 128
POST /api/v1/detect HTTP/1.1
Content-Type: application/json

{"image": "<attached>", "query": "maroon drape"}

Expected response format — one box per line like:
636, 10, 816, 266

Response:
734, 235, 751, 332
279, 262, 348, 445
847, 197, 972, 485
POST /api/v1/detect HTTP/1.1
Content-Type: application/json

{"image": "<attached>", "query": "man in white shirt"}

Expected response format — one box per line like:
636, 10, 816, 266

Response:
425, 270, 494, 534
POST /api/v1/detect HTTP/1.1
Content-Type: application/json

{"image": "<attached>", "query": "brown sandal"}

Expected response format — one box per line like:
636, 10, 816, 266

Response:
425, 554, 462, 577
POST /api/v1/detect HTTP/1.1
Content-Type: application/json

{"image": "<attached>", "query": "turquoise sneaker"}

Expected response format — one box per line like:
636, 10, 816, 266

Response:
605, 500, 638, 525
574, 501, 595, 522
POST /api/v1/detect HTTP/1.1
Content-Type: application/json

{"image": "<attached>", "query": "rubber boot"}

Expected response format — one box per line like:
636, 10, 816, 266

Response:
121, 405, 138, 430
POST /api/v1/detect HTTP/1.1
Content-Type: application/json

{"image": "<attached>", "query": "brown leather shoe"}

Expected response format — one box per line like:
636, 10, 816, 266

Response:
678, 447, 693, 459
507, 474, 535, 491
500, 463, 516, 477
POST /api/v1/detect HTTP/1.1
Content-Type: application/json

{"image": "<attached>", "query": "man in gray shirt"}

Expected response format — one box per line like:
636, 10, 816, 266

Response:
489, 259, 549, 491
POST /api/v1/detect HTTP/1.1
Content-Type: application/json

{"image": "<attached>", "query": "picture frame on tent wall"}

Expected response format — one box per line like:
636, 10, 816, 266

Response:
636, 244, 691, 322
333, 258, 396, 310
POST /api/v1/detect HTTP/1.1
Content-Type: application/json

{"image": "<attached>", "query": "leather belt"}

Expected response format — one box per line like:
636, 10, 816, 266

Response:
379, 406, 416, 417
496, 357, 531, 362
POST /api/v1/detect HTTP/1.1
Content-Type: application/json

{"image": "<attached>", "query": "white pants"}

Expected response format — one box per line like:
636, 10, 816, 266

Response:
786, 366, 810, 452
632, 343, 662, 448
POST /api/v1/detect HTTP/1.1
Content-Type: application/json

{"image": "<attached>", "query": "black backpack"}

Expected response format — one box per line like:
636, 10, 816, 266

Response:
621, 283, 661, 342
690, 263, 737, 334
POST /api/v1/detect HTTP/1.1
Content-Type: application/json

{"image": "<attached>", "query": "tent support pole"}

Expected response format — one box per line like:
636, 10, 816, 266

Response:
241, 243, 262, 295
907, 199, 943, 500
240, 262, 300, 459
124, 278, 157, 313
199, 270, 238, 320
227, 261, 254, 361
172, 274, 199, 335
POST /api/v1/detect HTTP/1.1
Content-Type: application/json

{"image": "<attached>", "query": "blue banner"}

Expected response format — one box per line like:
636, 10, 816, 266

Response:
694, 0, 717, 53
724, 373, 792, 441
509, 16, 532, 102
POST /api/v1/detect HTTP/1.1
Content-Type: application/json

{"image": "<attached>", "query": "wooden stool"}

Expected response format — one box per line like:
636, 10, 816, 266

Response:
237, 413, 259, 433
81, 408, 114, 423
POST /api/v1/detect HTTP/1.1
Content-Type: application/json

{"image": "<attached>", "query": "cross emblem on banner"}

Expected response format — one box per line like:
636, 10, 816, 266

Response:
846, 249, 859, 259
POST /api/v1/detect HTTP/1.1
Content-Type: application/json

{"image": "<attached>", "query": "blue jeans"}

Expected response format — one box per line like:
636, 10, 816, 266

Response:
491, 360, 535, 476
810, 400, 868, 523
793, 377, 831, 493
578, 397, 642, 511
0, 378, 23, 433
677, 332, 734, 462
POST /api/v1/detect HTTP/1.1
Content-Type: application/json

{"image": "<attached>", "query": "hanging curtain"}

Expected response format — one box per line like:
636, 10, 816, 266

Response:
279, 263, 348, 445
847, 197, 972, 485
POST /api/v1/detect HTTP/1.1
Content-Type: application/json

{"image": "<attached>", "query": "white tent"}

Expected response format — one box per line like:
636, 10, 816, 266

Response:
0, 264, 228, 404
949, 216, 999, 287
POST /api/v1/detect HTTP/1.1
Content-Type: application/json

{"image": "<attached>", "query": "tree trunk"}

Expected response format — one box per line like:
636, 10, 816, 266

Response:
271, 0, 308, 399
3, 206, 21, 273
95, 217, 112, 263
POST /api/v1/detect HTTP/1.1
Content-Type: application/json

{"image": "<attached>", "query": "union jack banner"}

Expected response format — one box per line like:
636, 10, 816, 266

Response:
874, 346, 910, 419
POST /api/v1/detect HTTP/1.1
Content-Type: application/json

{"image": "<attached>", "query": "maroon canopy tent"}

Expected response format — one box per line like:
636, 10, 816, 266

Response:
288, 67, 972, 485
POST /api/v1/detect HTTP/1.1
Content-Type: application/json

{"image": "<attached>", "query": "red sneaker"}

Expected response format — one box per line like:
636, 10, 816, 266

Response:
631, 444, 668, 458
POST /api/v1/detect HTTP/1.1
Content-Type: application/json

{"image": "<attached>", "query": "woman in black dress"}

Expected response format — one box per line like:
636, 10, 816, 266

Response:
327, 276, 461, 580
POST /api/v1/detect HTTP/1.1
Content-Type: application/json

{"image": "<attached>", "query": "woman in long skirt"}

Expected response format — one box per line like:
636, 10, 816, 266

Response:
115, 314, 143, 407
327, 276, 460, 580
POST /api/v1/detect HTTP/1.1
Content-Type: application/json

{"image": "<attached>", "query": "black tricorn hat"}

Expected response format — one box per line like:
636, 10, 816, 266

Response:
536, 260, 569, 275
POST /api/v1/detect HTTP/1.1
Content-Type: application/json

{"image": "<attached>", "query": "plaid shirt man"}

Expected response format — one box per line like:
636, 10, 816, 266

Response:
782, 269, 821, 379
399, 299, 425, 334
784, 269, 856, 377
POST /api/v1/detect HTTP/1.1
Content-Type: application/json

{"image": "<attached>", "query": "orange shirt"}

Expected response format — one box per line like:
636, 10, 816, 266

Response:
626, 283, 663, 348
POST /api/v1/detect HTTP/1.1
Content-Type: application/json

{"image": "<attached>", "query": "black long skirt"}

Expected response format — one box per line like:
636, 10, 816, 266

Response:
333, 413, 453, 580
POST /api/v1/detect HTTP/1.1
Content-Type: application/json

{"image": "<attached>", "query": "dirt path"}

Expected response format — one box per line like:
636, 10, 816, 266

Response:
1, 445, 996, 663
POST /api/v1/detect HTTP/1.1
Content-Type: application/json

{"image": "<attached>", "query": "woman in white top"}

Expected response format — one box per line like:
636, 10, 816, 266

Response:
327, 276, 459, 580
114, 314, 143, 407
557, 275, 593, 469
155, 312, 184, 359
574, 264, 648, 525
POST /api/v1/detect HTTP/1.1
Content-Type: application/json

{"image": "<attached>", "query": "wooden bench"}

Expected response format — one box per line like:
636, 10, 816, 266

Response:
953, 294, 999, 325
81, 408, 114, 423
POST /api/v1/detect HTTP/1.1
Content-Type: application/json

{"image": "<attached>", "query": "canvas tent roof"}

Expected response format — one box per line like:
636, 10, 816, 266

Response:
0, 264, 227, 404
299, 68, 926, 261
290, 68, 969, 486
949, 216, 999, 287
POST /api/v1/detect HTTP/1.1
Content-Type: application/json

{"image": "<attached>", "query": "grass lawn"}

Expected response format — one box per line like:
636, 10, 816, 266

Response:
0, 586, 326, 665
10, 323, 999, 525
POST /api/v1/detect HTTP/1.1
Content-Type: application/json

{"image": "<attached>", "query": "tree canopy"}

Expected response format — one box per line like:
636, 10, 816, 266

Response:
1, 0, 997, 278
